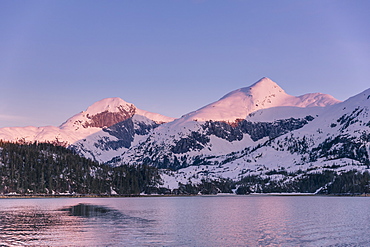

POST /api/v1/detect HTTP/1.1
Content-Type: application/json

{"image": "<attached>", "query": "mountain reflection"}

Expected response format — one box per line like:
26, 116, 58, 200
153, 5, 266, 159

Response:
61, 203, 114, 217
60, 203, 153, 225
0, 202, 154, 246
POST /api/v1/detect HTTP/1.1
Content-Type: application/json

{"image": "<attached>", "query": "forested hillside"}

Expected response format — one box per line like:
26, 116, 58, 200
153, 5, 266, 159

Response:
0, 141, 161, 195
1, 141, 369, 196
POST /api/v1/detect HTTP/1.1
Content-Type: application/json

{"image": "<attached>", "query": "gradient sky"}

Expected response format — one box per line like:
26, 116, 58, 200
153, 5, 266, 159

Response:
1, 0, 370, 128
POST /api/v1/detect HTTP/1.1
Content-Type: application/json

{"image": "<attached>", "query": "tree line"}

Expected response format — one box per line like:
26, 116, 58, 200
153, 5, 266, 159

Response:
1, 140, 369, 196
0, 141, 161, 195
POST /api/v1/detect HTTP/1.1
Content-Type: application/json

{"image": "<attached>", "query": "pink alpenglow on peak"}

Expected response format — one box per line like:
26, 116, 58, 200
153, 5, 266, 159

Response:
84, 97, 134, 116
181, 77, 341, 122
0, 97, 175, 145
87, 97, 176, 124
61, 97, 175, 130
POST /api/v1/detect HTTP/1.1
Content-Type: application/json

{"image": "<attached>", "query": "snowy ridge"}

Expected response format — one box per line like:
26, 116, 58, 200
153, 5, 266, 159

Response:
0, 97, 174, 147
60, 97, 175, 130
84, 97, 133, 115
135, 109, 175, 124
181, 77, 340, 123
80, 97, 175, 124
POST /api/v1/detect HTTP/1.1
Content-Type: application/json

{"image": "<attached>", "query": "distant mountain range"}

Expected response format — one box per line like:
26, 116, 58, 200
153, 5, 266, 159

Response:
1, 77, 369, 193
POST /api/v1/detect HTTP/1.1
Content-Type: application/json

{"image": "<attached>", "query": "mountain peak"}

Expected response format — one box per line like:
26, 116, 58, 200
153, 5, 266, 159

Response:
181, 77, 339, 123
219, 77, 286, 101
59, 97, 137, 130
249, 77, 285, 95
60, 97, 175, 130
85, 97, 134, 116
251, 77, 280, 88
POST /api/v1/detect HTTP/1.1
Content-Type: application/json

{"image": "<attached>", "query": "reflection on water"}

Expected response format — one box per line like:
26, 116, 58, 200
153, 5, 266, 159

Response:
60, 203, 153, 225
0, 205, 78, 246
61, 203, 115, 217
0, 196, 370, 246
0, 200, 154, 246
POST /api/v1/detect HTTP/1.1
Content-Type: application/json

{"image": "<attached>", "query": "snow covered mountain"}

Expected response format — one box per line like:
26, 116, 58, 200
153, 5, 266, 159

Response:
114, 77, 340, 171
2, 77, 369, 193
160, 87, 370, 190
181, 77, 338, 122
0, 97, 175, 159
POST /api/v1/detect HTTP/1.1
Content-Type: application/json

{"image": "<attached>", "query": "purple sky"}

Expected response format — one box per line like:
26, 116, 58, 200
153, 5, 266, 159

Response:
1, 0, 370, 128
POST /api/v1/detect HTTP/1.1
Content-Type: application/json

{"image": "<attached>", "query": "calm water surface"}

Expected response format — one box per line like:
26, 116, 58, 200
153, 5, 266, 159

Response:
0, 196, 370, 246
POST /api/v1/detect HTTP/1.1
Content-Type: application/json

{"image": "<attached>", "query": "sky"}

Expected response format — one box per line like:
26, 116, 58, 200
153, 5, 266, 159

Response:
1, 0, 370, 128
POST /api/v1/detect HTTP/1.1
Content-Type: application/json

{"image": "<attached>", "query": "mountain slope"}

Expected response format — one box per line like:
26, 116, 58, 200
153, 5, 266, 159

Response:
115, 78, 341, 170
0, 97, 175, 161
161, 88, 370, 190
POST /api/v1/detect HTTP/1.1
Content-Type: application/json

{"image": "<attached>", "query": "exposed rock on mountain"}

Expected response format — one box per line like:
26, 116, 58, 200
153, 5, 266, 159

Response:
82, 104, 136, 128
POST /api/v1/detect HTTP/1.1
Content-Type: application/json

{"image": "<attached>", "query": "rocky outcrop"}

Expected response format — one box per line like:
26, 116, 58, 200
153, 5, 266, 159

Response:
100, 118, 161, 150
100, 119, 135, 150
83, 104, 136, 128
171, 132, 210, 154
168, 116, 314, 156
70, 115, 164, 158
237, 116, 315, 141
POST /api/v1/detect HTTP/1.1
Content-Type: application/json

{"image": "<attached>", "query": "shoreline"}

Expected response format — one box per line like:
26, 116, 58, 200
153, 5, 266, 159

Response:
1, 193, 369, 199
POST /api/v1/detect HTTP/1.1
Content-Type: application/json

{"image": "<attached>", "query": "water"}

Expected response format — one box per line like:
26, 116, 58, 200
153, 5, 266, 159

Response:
1, 196, 370, 246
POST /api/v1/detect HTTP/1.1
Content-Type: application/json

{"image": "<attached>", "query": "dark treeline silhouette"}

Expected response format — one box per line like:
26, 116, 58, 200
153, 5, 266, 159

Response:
0, 141, 160, 195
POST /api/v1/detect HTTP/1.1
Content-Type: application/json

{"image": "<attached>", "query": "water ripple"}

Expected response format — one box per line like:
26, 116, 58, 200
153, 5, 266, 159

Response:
0, 196, 370, 246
